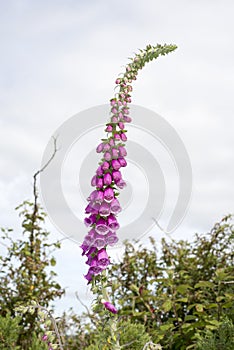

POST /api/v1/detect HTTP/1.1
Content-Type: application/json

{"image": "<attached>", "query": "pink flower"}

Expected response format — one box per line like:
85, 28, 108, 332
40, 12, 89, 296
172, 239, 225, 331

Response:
103, 143, 111, 151
97, 248, 110, 267
120, 133, 127, 141
112, 148, 119, 159
112, 170, 122, 183
116, 179, 126, 189
105, 231, 119, 246
95, 218, 109, 235
99, 202, 111, 217
112, 159, 121, 170
104, 151, 112, 161
101, 300, 118, 314
118, 146, 127, 157
96, 166, 103, 176
103, 173, 112, 186
84, 214, 97, 227
107, 214, 120, 231
118, 122, 125, 130
101, 161, 110, 171
96, 143, 103, 153
118, 158, 127, 167
104, 187, 114, 202
105, 125, 113, 132
96, 177, 103, 188
110, 198, 121, 214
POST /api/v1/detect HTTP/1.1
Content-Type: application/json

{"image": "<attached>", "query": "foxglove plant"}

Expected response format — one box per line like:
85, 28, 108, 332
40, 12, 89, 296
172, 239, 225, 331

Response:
81, 44, 177, 316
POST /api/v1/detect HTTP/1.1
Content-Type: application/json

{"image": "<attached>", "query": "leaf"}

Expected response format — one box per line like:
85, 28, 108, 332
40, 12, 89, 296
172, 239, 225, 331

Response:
176, 284, 193, 294
160, 323, 174, 331
195, 304, 204, 312
162, 300, 172, 312
195, 281, 214, 289
50, 257, 56, 266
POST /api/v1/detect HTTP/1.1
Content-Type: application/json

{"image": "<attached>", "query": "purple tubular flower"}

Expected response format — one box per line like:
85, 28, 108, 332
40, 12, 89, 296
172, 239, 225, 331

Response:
93, 237, 106, 249
111, 107, 118, 114
118, 122, 125, 130
103, 143, 111, 151
80, 242, 89, 255
96, 177, 103, 188
91, 175, 97, 186
120, 133, 127, 141
112, 170, 122, 182
86, 246, 97, 259
84, 270, 94, 283
99, 202, 111, 217
85, 203, 99, 214
105, 124, 113, 132
87, 190, 97, 202
96, 143, 104, 153
123, 116, 132, 123
95, 190, 104, 204
104, 187, 114, 202
104, 151, 112, 161
116, 179, 126, 189
95, 218, 109, 235
89, 258, 103, 274
107, 214, 120, 231
112, 159, 121, 170
110, 198, 121, 214
103, 173, 112, 186
118, 146, 127, 157
84, 214, 97, 227
96, 166, 103, 176
102, 300, 118, 314
112, 148, 119, 159
118, 157, 127, 167
42, 334, 48, 341
105, 231, 119, 246
109, 138, 115, 147
97, 248, 109, 267
101, 161, 110, 171
114, 133, 121, 141
111, 116, 118, 123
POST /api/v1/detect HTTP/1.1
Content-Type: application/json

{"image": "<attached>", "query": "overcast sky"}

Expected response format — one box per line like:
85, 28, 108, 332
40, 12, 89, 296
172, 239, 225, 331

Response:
0, 0, 234, 315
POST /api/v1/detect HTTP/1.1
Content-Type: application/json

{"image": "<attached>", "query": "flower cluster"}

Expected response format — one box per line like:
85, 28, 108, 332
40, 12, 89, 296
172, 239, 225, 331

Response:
81, 44, 177, 283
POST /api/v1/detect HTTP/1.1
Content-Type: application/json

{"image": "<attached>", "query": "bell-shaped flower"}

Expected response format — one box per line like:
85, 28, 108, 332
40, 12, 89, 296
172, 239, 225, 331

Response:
95, 218, 109, 235
99, 202, 111, 217
96, 143, 104, 153
105, 231, 119, 246
118, 146, 127, 157
97, 248, 110, 268
112, 159, 121, 170
104, 187, 114, 202
112, 170, 122, 183
93, 237, 106, 250
110, 198, 121, 214
96, 177, 103, 188
107, 214, 120, 231
118, 157, 127, 167
103, 173, 112, 186
104, 151, 112, 161
101, 300, 118, 314
96, 166, 103, 176
101, 161, 110, 171
116, 179, 126, 189
84, 214, 97, 227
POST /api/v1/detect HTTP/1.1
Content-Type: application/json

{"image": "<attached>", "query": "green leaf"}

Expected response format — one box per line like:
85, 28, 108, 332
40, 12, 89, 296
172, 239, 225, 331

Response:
195, 281, 214, 289
195, 304, 204, 312
162, 300, 172, 312
50, 257, 56, 266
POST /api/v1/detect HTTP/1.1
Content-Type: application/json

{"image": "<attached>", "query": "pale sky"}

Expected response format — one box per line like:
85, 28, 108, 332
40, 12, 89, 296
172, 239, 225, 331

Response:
0, 0, 234, 315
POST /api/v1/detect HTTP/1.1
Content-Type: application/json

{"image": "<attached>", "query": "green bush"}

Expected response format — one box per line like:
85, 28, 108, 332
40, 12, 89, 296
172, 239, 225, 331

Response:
0, 312, 21, 350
